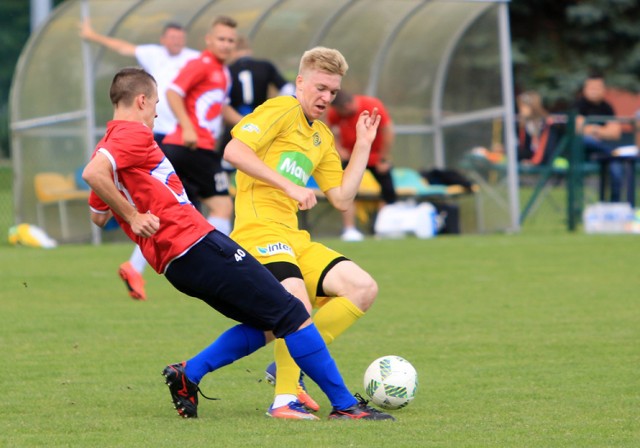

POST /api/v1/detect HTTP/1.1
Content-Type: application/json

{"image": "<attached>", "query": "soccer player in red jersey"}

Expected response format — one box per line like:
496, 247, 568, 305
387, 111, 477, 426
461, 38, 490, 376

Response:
82, 67, 394, 421
80, 18, 200, 300
163, 16, 241, 237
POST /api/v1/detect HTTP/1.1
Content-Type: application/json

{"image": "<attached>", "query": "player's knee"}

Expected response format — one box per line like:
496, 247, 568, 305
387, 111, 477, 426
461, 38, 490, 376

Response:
358, 276, 378, 311
346, 274, 377, 312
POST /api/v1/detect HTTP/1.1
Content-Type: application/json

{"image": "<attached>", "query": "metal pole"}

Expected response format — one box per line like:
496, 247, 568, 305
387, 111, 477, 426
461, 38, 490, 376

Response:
30, 0, 53, 32
498, 2, 520, 232
80, 0, 101, 245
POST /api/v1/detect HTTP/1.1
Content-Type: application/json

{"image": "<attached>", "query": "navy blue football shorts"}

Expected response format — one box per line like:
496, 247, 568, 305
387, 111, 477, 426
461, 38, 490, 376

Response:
165, 231, 309, 338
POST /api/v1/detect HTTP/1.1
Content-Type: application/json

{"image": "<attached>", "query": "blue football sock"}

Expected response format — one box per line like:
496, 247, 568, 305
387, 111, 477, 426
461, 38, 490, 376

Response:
185, 324, 266, 384
284, 324, 356, 410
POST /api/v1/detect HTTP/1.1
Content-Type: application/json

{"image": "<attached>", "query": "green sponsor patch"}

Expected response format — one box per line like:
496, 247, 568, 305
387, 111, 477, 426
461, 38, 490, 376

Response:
278, 152, 313, 186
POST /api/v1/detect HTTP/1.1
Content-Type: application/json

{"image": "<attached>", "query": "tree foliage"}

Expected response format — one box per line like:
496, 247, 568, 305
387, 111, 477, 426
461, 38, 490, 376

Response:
0, 0, 64, 158
510, 0, 640, 111
0, 2, 32, 158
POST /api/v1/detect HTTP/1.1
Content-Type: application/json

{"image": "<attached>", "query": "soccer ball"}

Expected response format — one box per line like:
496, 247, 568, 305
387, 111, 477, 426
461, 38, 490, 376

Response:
363, 355, 418, 410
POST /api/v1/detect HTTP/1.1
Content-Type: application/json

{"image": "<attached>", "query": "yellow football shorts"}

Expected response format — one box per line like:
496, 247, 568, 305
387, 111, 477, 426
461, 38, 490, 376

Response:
231, 221, 344, 306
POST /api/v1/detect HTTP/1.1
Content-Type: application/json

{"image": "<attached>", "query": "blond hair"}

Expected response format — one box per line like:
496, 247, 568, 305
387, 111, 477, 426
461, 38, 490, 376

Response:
299, 47, 348, 77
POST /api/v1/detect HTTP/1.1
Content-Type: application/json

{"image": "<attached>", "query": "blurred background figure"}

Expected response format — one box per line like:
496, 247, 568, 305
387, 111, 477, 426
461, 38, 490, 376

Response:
228, 35, 294, 116
218, 35, 294, 167
327, 90, 396, 241
162, 15, 240, 237
574, 72, 623, 201
516, 91, 558, 166
80, 19, 199, 145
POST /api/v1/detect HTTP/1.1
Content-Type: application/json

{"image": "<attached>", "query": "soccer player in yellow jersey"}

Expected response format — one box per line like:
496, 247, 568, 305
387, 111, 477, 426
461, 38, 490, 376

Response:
224, 47, 382, 420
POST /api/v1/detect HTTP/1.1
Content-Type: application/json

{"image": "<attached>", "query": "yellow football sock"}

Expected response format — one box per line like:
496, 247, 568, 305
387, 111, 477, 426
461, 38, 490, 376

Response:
314, 296, 364, 344
274, 338, 301, 396
274, 297, 364, 396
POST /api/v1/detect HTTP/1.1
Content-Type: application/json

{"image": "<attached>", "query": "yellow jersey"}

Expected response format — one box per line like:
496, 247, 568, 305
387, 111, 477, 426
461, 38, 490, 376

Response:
231, 96, 343, 229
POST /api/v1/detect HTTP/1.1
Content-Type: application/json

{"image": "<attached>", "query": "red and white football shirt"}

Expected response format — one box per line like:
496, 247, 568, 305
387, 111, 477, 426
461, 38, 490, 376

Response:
162, 50, 231, 150
88, 120, 213, 273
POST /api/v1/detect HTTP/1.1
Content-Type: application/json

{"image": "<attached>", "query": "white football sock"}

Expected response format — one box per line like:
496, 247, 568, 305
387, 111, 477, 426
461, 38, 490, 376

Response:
272, 394, 298, 408
207, 216, 232, 236
129, 245, 147, 273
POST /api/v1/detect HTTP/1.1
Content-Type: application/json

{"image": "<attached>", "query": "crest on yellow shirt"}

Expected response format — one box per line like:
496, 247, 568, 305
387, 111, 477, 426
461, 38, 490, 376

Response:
312, 132, 321, 146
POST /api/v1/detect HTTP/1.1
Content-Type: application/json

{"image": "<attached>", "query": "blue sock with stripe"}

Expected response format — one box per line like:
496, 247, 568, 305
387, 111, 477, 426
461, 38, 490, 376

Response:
284, 324, 357, 410
185, 324, 266, 384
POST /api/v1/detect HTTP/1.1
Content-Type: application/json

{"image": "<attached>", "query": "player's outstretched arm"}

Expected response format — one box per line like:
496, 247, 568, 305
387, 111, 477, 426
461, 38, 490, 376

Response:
79, 18, 137, 57
325, 108, 381, 211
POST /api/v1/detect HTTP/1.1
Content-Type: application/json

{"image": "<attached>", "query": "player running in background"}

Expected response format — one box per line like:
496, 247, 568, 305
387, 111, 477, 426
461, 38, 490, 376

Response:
228, 35, 294, 116
224, 47, 383, 420
162, 15, 242, 237
82, 66, 394, 421
328, 90, 397, 241
80, 19, 199, 301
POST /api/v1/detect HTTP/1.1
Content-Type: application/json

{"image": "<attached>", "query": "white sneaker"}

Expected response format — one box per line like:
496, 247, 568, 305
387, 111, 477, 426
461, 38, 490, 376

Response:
341, 228, 364, 242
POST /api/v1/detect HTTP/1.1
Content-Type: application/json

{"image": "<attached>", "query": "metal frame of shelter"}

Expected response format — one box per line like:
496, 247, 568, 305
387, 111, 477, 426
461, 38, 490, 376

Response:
10, 0, 518, 244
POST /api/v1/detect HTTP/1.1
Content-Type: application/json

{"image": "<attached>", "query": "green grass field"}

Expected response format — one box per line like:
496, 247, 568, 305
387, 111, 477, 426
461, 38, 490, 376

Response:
1, 234, 639, 447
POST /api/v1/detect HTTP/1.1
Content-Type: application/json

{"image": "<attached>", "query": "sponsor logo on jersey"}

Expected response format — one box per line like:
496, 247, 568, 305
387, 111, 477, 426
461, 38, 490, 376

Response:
241, 123, 260, 133
278, 152, 313, 186
256, 242, 294, 257
312, 132, 321, 146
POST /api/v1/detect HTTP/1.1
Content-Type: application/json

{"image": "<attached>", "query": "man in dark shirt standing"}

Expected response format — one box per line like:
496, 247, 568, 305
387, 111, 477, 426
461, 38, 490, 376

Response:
574, 73, 623, 201
228, 36, 294, 115
219, 36, 294, 163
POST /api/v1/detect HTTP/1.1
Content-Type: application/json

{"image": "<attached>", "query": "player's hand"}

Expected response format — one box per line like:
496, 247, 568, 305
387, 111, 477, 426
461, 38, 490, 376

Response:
182, 126, 198, 150
289, 185, 318, 210
355, 108, 381, 145
583, 124, 603, 140
129, 211, 160, 238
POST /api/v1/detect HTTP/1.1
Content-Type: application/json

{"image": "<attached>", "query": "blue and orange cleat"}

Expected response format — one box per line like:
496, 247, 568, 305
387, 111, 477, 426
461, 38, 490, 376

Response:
265, 362, 320, 412
266, 401, 320, 420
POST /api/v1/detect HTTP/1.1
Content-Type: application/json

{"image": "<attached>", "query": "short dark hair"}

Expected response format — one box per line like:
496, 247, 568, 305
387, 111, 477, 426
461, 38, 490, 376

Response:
109, 67, 156, 106
332, 90, 353, 108
162, 22, 185, 34
587, 69, 604, 80
583, 70, 605, 88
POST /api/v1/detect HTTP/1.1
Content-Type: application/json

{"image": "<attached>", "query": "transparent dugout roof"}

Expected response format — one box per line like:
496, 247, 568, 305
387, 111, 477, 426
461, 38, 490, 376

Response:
11, 0, 517, 242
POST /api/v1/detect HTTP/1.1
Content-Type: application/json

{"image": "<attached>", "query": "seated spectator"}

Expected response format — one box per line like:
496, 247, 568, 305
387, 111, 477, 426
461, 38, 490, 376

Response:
574, 72, 623, 201
516, 91, 560, 166
472, 91, 561, 168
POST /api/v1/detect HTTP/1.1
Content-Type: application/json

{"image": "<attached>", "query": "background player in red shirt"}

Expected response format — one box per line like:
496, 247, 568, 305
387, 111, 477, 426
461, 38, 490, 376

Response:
327, 90, 397, 241
163, 16, 242, 237
82, 67, 394, 421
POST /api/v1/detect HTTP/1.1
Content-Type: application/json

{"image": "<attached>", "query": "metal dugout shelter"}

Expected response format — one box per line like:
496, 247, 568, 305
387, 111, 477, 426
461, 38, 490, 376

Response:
10, 0, 518, 243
